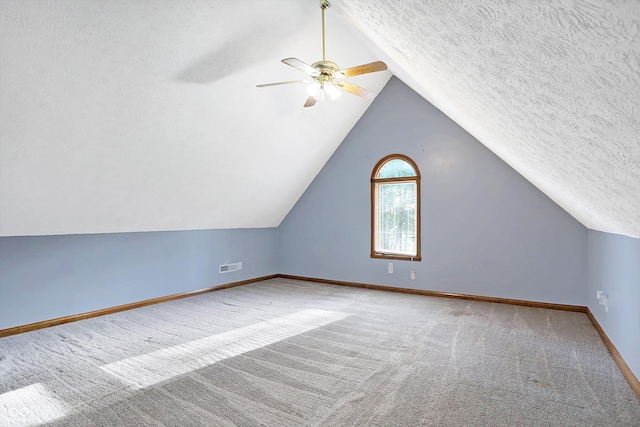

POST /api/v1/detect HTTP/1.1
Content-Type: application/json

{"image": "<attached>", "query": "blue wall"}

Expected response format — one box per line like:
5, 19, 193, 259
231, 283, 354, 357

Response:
279, 77, 588, 305
587, 230, 640, 380
0, 228, 277, 329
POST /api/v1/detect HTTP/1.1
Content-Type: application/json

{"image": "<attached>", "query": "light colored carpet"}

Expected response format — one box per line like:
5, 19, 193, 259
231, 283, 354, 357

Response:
0, 278, 638, 426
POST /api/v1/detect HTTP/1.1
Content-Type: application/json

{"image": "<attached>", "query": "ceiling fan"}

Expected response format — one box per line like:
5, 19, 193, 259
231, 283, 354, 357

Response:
257, 0, 387, 108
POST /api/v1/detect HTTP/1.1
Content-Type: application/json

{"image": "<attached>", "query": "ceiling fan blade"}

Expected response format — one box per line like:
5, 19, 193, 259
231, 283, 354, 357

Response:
335, 81, 378, 100
282, 57, 318, 76
256, 80, 308, 88
337, 61, 387, 78
304, 96, 317, 108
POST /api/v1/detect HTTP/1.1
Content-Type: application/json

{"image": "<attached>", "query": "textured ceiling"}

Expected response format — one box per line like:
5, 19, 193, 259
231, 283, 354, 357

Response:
1, 0, 639, 238
333, 0, 640, 238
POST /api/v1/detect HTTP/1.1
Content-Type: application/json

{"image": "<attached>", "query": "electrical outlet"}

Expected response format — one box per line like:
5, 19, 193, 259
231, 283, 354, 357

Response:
237, 262, 242, 270
410, 271, 416, 280
388, 262, 393, 274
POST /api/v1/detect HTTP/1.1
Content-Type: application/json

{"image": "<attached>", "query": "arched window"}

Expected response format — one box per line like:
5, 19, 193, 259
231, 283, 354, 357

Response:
371, 154, 421, 261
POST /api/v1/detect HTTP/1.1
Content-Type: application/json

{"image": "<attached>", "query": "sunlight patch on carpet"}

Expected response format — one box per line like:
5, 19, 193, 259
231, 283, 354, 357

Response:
0, 383, 68, 426
100, 308, 351, 389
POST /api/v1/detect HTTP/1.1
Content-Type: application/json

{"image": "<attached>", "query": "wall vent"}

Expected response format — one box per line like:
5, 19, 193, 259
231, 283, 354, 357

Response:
219, 263, 239, 273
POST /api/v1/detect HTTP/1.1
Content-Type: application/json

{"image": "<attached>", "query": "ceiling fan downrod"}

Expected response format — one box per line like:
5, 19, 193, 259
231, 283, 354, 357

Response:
320, 0, 331, 61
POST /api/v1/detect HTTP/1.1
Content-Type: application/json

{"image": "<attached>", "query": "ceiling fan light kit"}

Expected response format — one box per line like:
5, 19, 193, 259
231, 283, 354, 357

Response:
257, 0, 387, 108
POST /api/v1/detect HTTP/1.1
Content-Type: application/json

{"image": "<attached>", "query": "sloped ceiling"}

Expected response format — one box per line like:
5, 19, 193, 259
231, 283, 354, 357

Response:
333, 0, 640, 238
1, 0, 639, 239
0, 0, 390, 236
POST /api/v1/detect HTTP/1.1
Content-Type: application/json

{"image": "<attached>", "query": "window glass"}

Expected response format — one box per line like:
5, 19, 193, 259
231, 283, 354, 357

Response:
377, 159, 416, 178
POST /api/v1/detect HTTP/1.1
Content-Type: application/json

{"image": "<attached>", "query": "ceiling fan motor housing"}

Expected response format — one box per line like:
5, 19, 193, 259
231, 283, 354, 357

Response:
311, 60, 340, 81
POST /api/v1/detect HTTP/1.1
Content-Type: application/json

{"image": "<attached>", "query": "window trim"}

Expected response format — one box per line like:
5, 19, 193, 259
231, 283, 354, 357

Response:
370, 154, 421, 261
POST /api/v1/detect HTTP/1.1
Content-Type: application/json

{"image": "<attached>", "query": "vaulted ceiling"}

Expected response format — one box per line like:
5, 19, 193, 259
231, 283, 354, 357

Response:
1, 0, 639, 238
